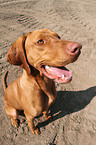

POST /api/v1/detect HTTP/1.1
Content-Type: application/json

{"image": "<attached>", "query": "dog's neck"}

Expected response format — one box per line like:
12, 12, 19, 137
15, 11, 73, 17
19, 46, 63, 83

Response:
22, 67, 44, 82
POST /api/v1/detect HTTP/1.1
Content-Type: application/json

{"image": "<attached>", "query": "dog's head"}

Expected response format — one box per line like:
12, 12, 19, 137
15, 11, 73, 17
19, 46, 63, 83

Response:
6, 29, 82, 83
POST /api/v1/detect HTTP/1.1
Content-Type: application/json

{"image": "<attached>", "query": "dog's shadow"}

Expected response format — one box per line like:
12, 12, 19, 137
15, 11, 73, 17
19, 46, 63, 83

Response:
38, 86, 96, 128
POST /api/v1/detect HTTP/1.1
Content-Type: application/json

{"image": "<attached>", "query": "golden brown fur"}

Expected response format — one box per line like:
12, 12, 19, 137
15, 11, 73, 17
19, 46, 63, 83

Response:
3, 29, 81, 134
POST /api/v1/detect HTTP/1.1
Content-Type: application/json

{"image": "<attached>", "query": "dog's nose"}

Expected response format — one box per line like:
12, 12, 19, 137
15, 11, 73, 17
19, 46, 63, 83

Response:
68, 43, 82, 54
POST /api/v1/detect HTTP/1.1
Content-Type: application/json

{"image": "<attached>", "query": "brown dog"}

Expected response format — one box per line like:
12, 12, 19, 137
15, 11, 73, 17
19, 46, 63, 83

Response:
3, 29, 82, 134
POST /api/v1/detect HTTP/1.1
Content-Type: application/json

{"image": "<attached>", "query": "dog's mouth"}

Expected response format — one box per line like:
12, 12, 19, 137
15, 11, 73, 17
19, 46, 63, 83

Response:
41, 65, 72, 83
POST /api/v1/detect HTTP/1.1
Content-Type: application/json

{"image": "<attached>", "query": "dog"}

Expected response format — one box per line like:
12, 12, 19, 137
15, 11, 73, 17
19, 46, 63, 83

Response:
3, 29, 82, 134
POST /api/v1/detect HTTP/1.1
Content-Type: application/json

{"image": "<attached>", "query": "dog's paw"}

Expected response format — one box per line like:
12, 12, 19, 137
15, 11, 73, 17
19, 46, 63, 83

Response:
32, 127, 40, 135
11, 118, 18, 128
35, 128, 41, 135
45, 114, 52, 121
43, 111, 52, 121
44, 113, 52, 121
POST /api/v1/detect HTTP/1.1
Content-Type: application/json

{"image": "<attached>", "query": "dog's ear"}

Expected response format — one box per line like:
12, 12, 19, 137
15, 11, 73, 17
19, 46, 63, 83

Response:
6, 36, 31, 75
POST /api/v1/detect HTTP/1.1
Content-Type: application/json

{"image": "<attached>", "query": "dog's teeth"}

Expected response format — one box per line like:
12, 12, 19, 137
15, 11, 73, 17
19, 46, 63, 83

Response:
46, 65, 50, 69
65, 77, 69, 80
61, 75, 65, 79
45, 65, 52, 71
65, 75, 72, 80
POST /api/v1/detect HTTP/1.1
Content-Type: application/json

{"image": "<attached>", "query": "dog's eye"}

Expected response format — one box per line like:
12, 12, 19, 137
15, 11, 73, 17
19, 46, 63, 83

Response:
36, 39, 44, 44
57, 35, 61, 39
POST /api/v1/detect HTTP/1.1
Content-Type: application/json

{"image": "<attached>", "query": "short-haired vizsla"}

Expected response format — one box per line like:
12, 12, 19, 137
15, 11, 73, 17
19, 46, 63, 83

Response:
3, 29, 82, 134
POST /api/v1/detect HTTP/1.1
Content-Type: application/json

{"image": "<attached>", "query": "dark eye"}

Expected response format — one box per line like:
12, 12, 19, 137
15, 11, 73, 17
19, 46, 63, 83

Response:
57, 35, 61, 39
36, 39, 44, 44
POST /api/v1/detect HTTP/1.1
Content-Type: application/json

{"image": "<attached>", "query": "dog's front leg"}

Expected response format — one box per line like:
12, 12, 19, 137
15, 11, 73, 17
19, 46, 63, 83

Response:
24, 113, 40, 135
36, 75, 56, 120
36, 75, 55, 107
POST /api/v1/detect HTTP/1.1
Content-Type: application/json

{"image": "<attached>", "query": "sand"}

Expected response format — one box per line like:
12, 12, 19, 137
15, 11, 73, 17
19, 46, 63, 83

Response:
0, 0, 96, 144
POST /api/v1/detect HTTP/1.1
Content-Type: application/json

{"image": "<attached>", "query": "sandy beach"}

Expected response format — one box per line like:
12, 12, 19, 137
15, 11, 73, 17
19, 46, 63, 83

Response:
0, 0, 96, 144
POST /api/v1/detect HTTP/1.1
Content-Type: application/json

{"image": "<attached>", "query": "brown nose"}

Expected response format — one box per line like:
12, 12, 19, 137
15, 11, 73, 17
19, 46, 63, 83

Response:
68, 43, 82, 54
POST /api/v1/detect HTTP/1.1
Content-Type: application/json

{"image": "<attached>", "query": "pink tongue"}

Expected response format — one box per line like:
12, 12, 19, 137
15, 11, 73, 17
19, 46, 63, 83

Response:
46, 66, 72, 77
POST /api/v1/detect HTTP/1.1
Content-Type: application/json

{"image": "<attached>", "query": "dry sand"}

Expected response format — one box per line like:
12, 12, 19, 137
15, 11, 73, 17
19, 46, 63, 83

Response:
0, 0, 96, 144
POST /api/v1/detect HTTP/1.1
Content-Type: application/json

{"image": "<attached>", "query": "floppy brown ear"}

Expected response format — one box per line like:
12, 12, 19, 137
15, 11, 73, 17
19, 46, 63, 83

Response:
6, 36, 31, 75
